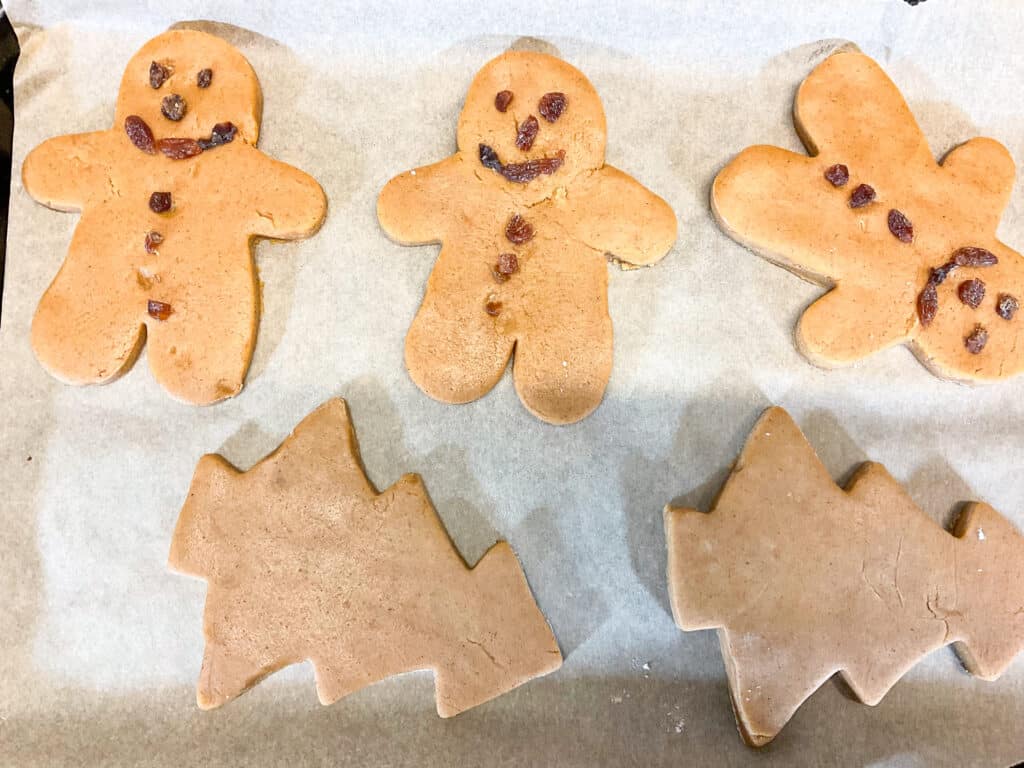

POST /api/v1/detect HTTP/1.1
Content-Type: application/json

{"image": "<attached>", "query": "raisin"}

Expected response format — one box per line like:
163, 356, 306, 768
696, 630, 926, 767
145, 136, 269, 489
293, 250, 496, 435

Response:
197, 121, 237, 150
479, 143, 502, 172
496, 252, 519, 276
848, 183, 876, 208
197, 68, 213, 88
887, 209, 913, 243
144, 230, 164, 254
156, 137, 203, 159
501, 151, 565, 183
958, 279, 985, 308
495, 90, 513, 112
965, 325, 988, 354
996, 294, 1019, 321
917, 282, 938, 327
124, 115, 155, 154
952, 246, 998, 268
930, 261, 956, 286
538, 92, 567, 122
149, 192, 172, 213
161, 94, 187, 122
505, 214, 534, 244
484, 300, 503, 317
516, 115, 539, 151
147, 299, 173, 321
149, 61, 170, 89
824, 164, 849, 187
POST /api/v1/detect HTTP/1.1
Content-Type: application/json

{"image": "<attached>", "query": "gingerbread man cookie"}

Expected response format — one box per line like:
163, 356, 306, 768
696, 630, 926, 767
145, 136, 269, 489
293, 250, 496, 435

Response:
378, 51, 676, 424
665, 407, 1024, 746
713, 49, 1024, 382
169, 398, 562, 714
23, 30, 326, 404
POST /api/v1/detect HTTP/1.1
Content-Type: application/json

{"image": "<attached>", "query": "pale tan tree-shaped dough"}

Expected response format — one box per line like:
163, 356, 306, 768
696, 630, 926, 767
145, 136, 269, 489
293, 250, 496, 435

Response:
378, 51, 676, 424
169, 399, 562, 714
713, 50, 1024, 382
23, 30, 326, 404
665, 407, 1024, 746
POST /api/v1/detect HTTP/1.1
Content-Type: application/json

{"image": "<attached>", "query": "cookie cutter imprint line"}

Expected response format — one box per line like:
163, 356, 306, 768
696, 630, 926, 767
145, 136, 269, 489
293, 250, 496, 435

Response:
0, 3, 19, 329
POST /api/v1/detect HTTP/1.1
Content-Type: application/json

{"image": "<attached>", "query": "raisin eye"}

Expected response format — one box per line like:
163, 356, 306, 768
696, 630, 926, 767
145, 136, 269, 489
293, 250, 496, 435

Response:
197, 68, 213, 88
538, 92, 567, 122
495, 90, 513, 112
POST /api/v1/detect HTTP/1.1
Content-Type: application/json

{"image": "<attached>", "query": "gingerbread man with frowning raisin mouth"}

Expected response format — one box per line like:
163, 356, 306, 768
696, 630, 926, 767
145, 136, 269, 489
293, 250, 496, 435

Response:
378, 51, 677, 425
23, 29, 326, 405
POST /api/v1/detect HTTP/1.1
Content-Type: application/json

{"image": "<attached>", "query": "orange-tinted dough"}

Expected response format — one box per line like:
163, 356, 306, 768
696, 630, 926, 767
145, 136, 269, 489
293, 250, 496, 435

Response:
378, 51, 676, 424
23, 30, 326, 404
169, 398, 562, 715
713, 50, 1024, 382
665, 407, 1024, 746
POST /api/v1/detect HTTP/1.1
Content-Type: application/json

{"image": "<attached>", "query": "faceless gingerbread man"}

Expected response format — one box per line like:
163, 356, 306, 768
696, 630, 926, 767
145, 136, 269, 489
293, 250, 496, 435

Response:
713, 50, 1024, 382
378, 51, 676, 424
23, 29, 327, 405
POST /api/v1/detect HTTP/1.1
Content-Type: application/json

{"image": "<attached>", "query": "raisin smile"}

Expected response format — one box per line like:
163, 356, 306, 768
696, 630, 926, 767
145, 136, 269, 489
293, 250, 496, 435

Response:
478, 143, 565, 183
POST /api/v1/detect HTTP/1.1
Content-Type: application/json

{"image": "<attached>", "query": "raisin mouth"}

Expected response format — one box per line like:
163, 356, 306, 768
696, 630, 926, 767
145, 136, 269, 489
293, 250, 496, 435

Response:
478, 143, 565, 183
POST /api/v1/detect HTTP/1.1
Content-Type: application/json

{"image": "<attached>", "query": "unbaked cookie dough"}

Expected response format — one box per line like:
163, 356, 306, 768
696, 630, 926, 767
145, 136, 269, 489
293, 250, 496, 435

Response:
378, 50, 676, 424
713, 49, 1024, 382
665, 407, 1024, 746
23, 29, 327, 404
169, 398, 562, 714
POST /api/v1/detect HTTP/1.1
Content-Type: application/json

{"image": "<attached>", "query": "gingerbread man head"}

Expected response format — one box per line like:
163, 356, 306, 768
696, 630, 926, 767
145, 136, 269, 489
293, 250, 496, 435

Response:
713, 50, 1024, 382
458, 51, 607, 201
114, 29, 262, 145
23, 29, 326, 405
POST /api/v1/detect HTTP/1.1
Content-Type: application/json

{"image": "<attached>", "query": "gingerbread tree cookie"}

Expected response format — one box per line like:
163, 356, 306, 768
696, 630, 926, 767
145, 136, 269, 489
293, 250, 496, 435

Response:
664, 407, 1024, 746
713, 50, 1024, 382
23, 30, 327, 404
377, 51, 676, 424
168, 398, 562, 714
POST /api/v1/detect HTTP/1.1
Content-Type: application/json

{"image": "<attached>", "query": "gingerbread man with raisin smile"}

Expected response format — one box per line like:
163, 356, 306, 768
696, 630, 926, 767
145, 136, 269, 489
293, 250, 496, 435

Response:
23, 29, 326, 405
378, 50, 676, 425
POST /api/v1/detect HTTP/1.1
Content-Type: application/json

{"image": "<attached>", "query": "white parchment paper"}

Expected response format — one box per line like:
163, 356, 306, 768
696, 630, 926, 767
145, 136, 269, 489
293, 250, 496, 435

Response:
2, 2, 1024, 765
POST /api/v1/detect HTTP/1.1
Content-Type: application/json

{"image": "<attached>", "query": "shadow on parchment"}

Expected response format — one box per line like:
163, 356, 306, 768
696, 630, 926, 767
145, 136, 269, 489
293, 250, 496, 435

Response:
5, 669, 1023, 768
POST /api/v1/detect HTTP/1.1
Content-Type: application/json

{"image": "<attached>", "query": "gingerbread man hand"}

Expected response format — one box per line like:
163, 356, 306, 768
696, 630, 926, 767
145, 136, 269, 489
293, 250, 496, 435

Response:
713, 50, 1024, 382
23, 30, 326, 405
378, 51, 676, 424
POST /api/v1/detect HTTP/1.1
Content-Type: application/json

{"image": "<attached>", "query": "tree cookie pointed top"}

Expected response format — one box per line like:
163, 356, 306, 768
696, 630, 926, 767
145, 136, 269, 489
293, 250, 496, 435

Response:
169, 398, 561, 715
713, 50, 1024, 382
665, 406, 1024, 746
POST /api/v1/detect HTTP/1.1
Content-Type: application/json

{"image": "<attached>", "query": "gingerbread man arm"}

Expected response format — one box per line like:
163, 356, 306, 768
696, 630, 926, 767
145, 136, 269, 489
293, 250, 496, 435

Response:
377, 156, 465, 246
566, 165, 677, 266
221, 144, 327, 240
22, 131, 113, 211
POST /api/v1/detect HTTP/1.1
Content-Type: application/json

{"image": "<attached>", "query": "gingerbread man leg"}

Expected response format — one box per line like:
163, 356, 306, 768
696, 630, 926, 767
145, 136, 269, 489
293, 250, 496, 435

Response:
512, 266, 613, 425
31, 219, 146, 386
144, 250, 258, 405
405, 250, 515, 405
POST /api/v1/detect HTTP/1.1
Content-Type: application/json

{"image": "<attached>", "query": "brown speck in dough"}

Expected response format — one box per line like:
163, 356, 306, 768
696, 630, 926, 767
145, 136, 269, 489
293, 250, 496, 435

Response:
485, 299, 503, 317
